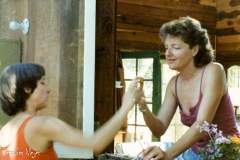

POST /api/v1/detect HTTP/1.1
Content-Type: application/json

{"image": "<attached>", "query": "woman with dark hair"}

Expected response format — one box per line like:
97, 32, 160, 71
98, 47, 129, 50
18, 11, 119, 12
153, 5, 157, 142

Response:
136, 16, 240, 159
0, 63, 143, 160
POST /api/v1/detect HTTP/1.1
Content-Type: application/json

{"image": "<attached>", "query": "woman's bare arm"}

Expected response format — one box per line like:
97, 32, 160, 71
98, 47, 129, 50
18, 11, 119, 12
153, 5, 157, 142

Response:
137, 76, 178, 137
143, 63, 227, 160
33, 77, 142, 155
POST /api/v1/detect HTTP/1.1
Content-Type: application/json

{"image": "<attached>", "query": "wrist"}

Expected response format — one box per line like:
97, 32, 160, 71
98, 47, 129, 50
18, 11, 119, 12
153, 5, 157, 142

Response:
138, 104, 147, 110
138, 105, 148, 113
139, 108, 147, 113
165, 149, 174, 160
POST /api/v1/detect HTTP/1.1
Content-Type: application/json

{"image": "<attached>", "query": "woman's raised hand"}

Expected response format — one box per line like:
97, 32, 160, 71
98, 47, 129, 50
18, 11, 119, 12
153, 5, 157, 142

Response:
121, 77, 144, 110
121, 77, 138, 107
135, 77, 147, 108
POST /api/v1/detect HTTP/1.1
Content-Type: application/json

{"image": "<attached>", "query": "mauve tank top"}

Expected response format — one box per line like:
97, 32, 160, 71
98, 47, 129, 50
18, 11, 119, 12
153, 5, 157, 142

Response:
0, 116, 58, 160
175, 65, 240, 155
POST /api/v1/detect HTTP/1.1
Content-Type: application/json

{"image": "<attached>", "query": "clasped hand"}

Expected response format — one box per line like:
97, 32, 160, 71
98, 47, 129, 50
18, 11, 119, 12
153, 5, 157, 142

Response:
122, 77, 145, 107
141, 146, 170, 160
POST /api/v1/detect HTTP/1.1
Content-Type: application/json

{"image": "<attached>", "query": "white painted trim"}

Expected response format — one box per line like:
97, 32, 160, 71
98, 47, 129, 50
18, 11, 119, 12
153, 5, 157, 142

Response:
55, 0, 96, 158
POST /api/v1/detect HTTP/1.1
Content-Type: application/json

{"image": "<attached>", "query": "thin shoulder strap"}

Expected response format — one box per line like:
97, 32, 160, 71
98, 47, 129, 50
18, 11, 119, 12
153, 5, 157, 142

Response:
200, 64, 209, 91
175, 74, 181, 109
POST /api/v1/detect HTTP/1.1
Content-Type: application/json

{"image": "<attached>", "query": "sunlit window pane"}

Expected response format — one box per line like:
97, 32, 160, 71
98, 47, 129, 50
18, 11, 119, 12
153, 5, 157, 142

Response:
122, 51, 160, 142
160, 60, 188, 143
144, 81, 153, 103
122, 59, 136, 79
228, 65, 240, 107
137, 59, 153, 79
126, 126, 152, 142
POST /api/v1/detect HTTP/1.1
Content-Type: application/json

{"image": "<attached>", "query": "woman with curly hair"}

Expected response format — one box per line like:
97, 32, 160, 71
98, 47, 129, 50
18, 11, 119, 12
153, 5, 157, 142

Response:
136, 16, 240, 160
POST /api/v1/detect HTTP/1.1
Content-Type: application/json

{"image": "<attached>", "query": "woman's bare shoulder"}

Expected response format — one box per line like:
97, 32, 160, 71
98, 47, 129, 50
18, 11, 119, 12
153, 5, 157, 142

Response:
202, 62, 227, 93
28, 116, 74, 135
29, 116, 63, 130
205, 62, 225, 73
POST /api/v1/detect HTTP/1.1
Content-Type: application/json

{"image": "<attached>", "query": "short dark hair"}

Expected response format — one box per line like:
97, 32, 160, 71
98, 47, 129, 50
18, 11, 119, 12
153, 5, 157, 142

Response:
160, 16, 214, 67
0, 63, 45, 116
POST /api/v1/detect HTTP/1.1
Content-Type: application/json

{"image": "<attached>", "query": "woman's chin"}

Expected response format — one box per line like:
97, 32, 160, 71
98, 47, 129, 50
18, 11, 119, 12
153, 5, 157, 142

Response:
168, 65, 177, 70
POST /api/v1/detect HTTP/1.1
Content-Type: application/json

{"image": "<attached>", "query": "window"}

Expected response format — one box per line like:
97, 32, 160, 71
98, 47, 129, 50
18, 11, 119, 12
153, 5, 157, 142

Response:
121, 51, 161, 142
122, 56, 189, 143
227, 65, 240, 127
160, 60, 189, 142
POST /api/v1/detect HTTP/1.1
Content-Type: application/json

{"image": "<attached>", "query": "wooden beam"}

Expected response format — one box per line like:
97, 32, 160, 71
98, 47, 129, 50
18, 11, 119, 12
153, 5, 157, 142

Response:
217, 35, 240, 44
95, 0, 117, 153
117, 29, 161, 44
117, 32, 215, 56
117, 23, 160, 33
117, 3, 216, 24
118, 0, 216, 14
217, 43, 240, 52
216, 28, 240, 36
116, 40, 164, 53
117, 3, 216, 34
117, 16, 216, 35
217, 51, 240, 62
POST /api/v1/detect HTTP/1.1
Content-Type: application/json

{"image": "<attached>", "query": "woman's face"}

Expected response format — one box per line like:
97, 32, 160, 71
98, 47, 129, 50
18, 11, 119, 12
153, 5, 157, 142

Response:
26, 77, 51, 110
164, 35, 197, 71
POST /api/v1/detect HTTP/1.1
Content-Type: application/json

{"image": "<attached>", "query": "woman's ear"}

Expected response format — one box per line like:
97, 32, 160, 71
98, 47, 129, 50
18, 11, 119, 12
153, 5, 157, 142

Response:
24, 87, 32, 94
192, 45, 199, 57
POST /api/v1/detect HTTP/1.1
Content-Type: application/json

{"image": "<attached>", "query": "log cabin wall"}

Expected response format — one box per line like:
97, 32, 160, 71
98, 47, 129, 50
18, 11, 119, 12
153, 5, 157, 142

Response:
216, 0, 240, 71
0, 1, 84, 159
116, 0, 217, 55
96, 0, 240, 154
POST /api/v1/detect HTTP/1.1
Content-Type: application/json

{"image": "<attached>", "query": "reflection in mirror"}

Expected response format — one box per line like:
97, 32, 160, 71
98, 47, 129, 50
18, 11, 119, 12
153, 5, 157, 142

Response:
0, 39, 21, 128
0, 0, 95, 158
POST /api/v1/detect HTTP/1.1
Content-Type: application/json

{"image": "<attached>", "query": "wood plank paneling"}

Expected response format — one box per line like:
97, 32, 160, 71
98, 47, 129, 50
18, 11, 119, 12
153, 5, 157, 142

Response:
216, 0, 240, 53
217, 43, 240, 52
217, 35, 240, 43
117, 23, 160, 33
217, 32, 240, 52
216, 0, 240, 36
117, 0, 216, 52
118, 0, 216, 13
117, 30, 161, 44
117, 3, 216, 26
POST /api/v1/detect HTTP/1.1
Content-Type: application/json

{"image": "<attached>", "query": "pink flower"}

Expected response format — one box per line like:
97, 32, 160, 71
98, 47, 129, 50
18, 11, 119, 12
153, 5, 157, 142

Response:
215, 137, 231, 144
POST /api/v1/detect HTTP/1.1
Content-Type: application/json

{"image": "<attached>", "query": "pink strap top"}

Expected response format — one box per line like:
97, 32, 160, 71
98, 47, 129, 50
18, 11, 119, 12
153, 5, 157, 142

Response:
175, 65, 240, 155
0, 116, 58, 160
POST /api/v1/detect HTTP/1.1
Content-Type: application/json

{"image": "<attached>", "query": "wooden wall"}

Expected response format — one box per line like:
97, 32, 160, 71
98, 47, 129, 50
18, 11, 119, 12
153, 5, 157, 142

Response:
0, 0, 84, 136
216, 0, 240, 52
216, 0, 240, 69
116, 0, 217, 55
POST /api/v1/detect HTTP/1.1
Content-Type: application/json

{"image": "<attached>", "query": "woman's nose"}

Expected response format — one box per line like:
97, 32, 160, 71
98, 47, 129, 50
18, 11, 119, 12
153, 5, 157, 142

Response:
165, 48, 172, 56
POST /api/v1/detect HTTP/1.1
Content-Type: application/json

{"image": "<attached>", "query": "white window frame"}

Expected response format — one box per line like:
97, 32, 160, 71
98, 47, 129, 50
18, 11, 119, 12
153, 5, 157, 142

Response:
54, 0, 96, 158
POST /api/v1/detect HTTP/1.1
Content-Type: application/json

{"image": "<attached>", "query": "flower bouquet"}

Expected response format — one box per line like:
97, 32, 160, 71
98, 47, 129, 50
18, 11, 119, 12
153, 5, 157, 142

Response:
196, 121, 240, 160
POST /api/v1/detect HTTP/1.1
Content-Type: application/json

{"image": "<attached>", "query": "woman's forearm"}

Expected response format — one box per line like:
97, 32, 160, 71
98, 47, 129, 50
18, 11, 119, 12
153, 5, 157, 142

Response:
165, 121, 205, 159
140, 106, 166, 137
92, 106, 131, 154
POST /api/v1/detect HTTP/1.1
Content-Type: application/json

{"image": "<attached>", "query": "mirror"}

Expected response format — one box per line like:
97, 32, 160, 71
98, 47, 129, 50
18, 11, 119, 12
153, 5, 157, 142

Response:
0, 0, 95, 158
